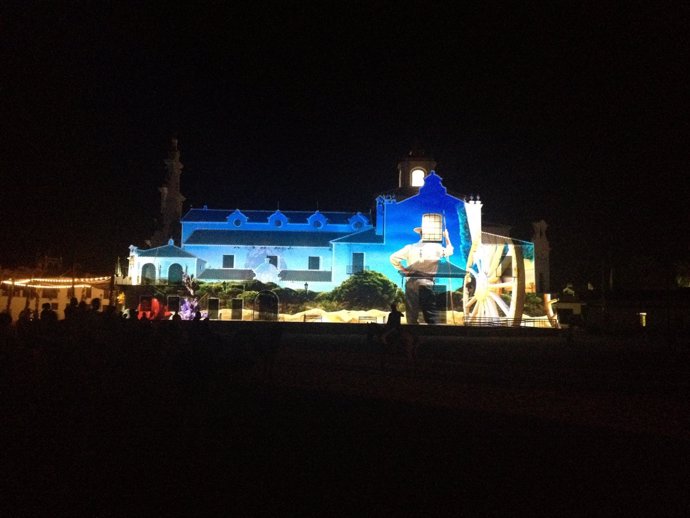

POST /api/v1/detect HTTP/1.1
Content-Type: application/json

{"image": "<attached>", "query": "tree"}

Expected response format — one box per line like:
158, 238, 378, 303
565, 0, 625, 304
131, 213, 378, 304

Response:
329, 270, 403, 310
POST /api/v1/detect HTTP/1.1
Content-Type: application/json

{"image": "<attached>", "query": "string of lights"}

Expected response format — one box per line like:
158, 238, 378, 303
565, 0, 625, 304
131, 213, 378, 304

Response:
1, 276, 112, 289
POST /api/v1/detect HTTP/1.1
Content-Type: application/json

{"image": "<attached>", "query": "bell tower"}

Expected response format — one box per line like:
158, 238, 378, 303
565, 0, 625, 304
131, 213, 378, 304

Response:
532, 220, 551, 293
150, 138, 186, 247
397, 142, 437, 189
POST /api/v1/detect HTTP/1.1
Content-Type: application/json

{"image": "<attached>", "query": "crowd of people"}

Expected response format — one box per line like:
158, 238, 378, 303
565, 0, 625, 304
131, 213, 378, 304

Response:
0, 297, 228, 428
0, 297, 254, 515
1, 297, 209, 347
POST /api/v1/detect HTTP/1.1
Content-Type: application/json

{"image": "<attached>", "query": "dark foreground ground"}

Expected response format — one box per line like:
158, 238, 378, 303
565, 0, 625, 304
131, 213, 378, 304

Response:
2, 323, 689, 516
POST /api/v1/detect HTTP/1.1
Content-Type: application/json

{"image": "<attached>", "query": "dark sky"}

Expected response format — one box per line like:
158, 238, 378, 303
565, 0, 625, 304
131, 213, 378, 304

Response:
2, 3, 688, 287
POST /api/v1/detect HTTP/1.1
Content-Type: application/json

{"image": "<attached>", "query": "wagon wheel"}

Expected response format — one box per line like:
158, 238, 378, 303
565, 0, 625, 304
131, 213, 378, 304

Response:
462, 238, 525, 326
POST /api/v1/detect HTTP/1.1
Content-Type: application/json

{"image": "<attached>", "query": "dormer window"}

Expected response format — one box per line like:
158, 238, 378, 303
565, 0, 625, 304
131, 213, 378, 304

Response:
348, 212, 368, 231
227, 209, 248, 227
308, 211, 327, 230
411, 168, 426, 187
268, 210, 288, 229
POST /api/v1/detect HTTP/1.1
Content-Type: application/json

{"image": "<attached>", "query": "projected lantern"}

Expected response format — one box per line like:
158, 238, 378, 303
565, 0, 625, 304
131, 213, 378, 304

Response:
420, 213, 443, 242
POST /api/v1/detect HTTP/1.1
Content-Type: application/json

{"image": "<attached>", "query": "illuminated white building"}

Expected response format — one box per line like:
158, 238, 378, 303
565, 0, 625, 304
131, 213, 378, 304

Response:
126, 144, 550, 322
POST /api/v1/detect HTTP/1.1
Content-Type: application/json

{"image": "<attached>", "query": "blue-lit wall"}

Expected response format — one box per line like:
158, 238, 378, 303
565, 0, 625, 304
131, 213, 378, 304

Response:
179, 174, 474, 292
183, 244, 334, 272
335, 173, 471, 291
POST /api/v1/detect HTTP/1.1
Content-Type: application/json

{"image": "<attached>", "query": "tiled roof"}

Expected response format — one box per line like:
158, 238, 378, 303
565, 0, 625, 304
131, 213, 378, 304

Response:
181, 208, 233, 222
185, 230, 348, 247
182, 208, 363, 225
432, 262, 467, 278
136, 244, 199, 259
331, 228, 384, 244
197, 268, 255, 281
278, 270, 332, 282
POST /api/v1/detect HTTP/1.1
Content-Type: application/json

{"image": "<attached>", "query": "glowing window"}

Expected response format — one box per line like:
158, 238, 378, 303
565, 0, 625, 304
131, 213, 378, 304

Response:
411, 168, 425, 187
420, 213, 443, 241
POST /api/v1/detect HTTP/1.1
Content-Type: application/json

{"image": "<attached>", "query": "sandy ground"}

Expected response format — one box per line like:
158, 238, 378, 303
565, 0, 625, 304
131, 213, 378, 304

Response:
3, 329, 689, 516
258, 332, 690, 440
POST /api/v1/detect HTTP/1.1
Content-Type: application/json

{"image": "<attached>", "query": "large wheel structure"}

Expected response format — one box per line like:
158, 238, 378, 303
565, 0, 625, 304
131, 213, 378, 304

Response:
462, 236, 525, 326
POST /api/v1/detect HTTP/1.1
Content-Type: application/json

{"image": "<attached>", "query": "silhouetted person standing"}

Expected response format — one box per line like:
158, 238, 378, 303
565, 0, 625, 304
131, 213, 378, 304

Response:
382, 303, 404, 345
64, 297, 79, 320
40, 303, 57, 323
387, 303, 403, 328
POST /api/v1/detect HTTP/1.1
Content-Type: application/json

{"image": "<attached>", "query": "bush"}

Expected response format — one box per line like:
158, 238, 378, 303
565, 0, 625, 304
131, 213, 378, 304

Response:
329, 270, 403, 310
238, 290, 259, 303
245, 279, 277, 292
310, 292, 341, 312
524, 292, 545, 317
271, 287, 300, 304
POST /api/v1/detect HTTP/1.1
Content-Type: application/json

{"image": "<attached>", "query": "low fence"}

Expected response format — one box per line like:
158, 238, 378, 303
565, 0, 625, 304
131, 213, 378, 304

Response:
464, 316, 554, 328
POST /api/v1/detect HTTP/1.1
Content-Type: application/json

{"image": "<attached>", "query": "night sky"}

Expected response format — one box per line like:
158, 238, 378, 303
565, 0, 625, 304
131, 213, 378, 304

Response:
2, 3, 688, 288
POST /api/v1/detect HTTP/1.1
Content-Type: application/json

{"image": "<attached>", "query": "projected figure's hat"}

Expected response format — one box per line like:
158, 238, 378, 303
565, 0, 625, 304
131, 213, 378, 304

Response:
414, 213, 443, 242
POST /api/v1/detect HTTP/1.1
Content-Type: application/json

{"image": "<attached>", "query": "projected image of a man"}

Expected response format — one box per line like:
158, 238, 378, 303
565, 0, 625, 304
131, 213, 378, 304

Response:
390, 213, 453, 324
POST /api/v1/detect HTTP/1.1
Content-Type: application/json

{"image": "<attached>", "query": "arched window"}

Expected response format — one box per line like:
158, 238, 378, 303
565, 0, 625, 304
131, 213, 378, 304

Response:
411, 168, 426, 187
141, 263, 156, 285
168, 263, 183, 284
